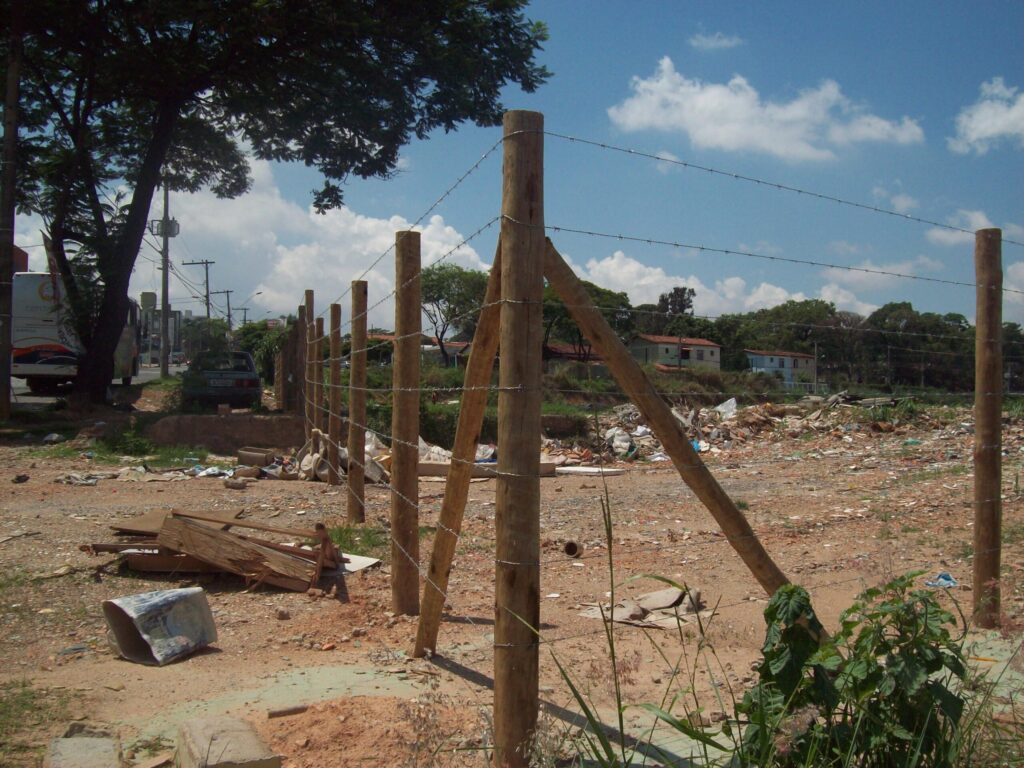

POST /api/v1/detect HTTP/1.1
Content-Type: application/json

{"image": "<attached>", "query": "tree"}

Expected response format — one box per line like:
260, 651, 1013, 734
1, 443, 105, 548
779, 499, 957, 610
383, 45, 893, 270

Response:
543, 278, 633, 361
420, 262, 489, 366
233, 318, 289, 381
8, 1, 549, 402
656, 286, 695, 317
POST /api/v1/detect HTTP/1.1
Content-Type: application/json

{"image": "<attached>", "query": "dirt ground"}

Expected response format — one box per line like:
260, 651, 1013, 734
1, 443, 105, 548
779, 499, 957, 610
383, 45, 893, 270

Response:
1, 400, 1023, 766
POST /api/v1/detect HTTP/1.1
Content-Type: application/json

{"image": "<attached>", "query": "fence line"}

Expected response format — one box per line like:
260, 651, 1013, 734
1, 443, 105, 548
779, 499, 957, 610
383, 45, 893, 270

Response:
261, 112, 1014, 767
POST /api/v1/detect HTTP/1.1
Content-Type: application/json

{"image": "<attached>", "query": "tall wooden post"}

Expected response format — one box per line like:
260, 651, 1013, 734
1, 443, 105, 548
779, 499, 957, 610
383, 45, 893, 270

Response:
348, 281, 368, 523
974, 227, 1002, 628
328, 303, 342, 486
314, 316, 325, 435
294, 306, 307, 420
494, 110, 544, 768
414, 243, 502, 658
391, 232, 421, 616
303, 291, 314, 440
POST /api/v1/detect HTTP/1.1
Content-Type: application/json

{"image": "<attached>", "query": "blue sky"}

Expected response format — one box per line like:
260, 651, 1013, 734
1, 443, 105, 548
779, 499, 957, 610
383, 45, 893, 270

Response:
16, 1, 1024, 331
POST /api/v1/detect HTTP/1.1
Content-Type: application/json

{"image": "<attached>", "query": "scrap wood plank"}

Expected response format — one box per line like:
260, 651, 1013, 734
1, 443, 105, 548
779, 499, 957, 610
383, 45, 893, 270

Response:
157, 517, 315, 592
110, 508, 243, 536
171, 510, 319, 539
125, 552, 223, 573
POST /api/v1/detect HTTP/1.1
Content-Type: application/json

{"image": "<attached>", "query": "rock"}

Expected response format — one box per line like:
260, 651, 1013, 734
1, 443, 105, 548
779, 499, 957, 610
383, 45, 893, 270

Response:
45, 733, 121, 768
178, 716, 281, 768
275, 609, 291, 621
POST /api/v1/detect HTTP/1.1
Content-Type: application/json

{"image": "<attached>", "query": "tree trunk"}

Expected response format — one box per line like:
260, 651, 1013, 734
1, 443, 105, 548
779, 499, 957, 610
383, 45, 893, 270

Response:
71, 103, 179, 404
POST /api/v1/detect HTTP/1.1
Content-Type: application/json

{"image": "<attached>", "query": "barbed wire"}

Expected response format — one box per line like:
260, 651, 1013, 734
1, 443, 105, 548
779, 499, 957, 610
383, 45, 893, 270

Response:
543, 131, 1024, 249
528, 218, 1024, 296
321, 139, 505, 316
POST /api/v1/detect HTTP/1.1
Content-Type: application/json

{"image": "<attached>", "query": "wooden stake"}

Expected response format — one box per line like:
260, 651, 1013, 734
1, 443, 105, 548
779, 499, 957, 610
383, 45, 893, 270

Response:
348, 281, 368, 523
303, 291, 314, 440
294, 306, 306, 420
544, 240, 790, 596
414, 242, 502, 658
391, 231, 421, 616
974, 227, 1002, 628
314, 316, 325, 436
494, 110, 544, 768
328, 303, 342, 486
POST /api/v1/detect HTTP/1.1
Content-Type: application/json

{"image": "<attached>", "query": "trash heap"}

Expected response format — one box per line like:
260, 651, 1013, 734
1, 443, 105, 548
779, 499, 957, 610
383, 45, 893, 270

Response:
542, 392, 933, 464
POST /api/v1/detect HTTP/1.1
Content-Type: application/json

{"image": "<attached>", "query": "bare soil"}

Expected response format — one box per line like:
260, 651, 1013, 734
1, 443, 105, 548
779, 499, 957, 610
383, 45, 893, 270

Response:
1, 402, 1023, 766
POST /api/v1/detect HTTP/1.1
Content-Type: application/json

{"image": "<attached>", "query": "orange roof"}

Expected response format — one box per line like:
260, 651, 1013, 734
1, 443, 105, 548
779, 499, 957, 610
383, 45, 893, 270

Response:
744, 348, 814, 359
634, 334, 720, 347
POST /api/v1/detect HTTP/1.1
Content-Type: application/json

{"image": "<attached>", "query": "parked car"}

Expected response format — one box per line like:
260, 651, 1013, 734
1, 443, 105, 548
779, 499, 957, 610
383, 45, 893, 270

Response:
170, 351, 186, 365
181, 350, 261, 409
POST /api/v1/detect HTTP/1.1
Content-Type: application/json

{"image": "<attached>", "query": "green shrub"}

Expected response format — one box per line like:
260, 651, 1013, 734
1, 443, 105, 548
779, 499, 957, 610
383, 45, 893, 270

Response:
731, 573, 968, 767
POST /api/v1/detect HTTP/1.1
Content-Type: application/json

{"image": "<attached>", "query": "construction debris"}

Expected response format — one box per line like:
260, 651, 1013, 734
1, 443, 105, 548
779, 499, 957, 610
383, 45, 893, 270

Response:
580, 586, 705, 629
84, 509, 377, 591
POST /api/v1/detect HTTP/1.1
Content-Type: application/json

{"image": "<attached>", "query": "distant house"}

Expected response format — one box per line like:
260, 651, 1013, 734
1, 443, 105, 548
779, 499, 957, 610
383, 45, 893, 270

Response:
745, 349, 816, 386
543, 341, 602, 363
627, 334, 721, 370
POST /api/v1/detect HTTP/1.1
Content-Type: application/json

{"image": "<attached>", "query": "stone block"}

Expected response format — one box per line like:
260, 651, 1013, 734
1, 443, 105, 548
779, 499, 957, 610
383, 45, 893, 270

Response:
45, 735, 121, 768
177, 716, 280, 768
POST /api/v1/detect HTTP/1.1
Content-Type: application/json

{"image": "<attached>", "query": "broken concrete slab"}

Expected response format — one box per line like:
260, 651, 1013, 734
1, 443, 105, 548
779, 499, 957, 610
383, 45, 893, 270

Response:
178, 716, 281, 768
45, 735, 122, 768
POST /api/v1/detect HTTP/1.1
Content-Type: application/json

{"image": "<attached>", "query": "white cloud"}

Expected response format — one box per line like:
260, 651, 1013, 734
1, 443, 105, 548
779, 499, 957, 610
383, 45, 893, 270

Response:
689, 32, 744, 51
828, 240, 866, 256
133, 158, 485, 329
820, 254, 942, 290
608, 57, 923, 161
948, 78, 1024, 154
568, 249, 805, 317
736, 240, 782, 256
925, 209, 995, 246
1002, 262, 1024, 323
818, 283, 878, 316
890, 193, 919, 214
654, 150, 680, 174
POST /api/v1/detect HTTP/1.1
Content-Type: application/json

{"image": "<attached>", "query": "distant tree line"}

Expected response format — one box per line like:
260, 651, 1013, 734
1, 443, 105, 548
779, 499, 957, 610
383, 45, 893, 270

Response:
421, 264, 1020, 393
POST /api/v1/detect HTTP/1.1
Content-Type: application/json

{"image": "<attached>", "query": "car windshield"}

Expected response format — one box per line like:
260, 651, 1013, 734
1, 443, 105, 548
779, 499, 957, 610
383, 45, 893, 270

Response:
190, 352, 254, 372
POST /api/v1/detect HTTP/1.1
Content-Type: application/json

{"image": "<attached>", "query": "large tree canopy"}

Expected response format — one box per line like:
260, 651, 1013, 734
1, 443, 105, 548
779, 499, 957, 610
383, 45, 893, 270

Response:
6, 0, 549, 401
420, 262, 489, 366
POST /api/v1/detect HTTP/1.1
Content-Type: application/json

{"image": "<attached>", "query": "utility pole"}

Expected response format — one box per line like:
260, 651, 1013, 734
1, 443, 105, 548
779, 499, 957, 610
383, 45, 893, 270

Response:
813, 340, 818, 394
239, 307, 249, 326
0, 0, 24, 421
211, 289, 233, 331
148, 183, 178, 378
183, 259, 214, 319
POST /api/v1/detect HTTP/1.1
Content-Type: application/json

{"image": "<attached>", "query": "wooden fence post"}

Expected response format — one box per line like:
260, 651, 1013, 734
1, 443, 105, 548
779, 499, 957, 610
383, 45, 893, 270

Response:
294, 306, 306, 421
974, 227, 1002, 628
315, 316, 325, 436
544, 241, 791, 597
494, 110, 544, 768
414, 242, 502, 658
328, 303, 342, 486
303, 291, 314, 440
348, 281, 368, 523
392, 231, 421, 616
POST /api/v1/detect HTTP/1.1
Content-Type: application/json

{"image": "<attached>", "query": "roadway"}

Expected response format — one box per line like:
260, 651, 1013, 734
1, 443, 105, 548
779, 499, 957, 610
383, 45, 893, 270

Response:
10, 364, 186, 407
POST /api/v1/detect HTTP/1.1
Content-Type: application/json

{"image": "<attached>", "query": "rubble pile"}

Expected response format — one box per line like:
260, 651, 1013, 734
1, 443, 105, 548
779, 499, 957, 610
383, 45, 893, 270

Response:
541, 392, 952, 465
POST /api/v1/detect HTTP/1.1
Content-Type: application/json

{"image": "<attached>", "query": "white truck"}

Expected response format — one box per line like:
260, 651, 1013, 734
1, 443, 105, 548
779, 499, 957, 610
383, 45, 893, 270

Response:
11, 271, 140, 393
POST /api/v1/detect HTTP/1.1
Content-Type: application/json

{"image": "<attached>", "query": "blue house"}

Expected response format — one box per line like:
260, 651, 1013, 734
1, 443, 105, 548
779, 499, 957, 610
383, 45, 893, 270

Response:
745, 348, 816, 387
